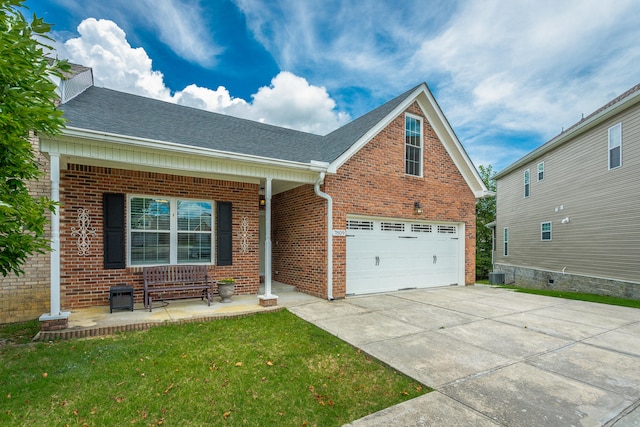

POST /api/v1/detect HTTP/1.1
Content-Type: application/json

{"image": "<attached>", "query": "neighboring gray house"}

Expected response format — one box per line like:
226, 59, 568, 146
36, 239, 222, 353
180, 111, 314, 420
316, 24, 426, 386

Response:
492, 83, 640, 298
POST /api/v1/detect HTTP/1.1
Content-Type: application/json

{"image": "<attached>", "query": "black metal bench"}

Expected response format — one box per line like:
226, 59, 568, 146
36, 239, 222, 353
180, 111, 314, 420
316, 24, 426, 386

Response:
143, 265, 213, 312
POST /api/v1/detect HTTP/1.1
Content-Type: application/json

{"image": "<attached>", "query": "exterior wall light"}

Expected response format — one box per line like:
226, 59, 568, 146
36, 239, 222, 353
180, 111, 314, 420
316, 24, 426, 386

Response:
414, 201, 423, 214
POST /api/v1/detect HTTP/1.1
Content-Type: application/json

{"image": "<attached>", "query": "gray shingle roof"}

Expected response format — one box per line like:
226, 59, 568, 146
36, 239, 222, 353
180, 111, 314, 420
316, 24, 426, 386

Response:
59, 84, 421, 164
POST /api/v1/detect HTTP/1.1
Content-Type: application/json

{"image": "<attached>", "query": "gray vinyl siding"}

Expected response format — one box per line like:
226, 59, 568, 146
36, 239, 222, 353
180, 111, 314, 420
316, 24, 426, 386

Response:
495, 102, 640, 283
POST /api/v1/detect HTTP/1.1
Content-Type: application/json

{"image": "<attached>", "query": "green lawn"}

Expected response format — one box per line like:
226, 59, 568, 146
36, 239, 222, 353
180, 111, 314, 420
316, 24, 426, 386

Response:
476, 280, 640, 309
497, 286, 640, 308
0, 310, 428, 426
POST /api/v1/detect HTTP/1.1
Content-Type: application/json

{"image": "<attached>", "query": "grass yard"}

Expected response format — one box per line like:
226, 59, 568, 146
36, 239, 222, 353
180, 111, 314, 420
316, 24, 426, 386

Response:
476, 280, 640, 309
0, 310, 428, 426
497, 285, 640, 308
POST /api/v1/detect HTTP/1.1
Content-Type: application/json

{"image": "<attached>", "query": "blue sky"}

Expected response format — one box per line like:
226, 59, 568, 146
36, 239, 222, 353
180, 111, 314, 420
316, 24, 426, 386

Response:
27, 0, 640, 172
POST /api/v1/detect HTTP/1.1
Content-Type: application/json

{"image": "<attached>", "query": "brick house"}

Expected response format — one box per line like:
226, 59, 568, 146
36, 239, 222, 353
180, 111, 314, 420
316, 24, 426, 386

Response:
5, 67, 489, 328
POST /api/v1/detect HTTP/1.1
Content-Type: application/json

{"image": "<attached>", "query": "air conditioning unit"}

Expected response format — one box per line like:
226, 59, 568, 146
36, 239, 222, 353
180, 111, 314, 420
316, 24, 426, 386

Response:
489, 272, 505, 285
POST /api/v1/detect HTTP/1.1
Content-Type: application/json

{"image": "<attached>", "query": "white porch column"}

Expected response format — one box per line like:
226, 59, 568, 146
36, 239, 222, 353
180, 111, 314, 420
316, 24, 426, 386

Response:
40, 153, 70, 326
259, 177, 277, 306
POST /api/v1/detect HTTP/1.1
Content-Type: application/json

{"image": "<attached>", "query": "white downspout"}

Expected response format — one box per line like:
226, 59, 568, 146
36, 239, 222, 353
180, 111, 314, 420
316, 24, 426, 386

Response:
314, 173, 334, 300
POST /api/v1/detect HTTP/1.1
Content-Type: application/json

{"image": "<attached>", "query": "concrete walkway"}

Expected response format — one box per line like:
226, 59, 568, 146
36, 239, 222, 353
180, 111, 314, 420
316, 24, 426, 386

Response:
289, 285, 640, 426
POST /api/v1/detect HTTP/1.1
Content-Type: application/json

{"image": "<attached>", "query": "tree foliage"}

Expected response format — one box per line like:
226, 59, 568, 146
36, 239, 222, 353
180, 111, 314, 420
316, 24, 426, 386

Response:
0, 0, 69, 276
476, 164, 496, 279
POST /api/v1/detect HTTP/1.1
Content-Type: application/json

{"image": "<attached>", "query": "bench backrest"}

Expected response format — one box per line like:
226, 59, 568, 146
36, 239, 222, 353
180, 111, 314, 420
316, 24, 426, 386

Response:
143, 265, 210, 285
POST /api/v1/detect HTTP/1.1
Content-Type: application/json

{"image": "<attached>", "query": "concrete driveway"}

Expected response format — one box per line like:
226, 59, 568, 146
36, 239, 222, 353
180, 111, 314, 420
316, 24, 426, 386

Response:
288, 285, 640, 426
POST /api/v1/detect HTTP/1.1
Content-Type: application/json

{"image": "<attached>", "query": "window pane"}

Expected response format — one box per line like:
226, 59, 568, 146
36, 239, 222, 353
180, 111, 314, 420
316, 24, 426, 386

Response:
131, 197, 170, 230
608, 124, 621, 149
130, 232, 170, 265
405, 145, 421, 176
177, 201, 212, 231
177, 200, 213, 263
609, 146, 621, 169
405, 117, 420, 146
178, 233, 212, 263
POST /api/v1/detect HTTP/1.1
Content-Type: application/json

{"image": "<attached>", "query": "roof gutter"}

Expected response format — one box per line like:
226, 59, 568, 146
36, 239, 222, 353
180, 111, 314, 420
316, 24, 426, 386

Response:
314, 172, 334, 301
55, 126, 330, 172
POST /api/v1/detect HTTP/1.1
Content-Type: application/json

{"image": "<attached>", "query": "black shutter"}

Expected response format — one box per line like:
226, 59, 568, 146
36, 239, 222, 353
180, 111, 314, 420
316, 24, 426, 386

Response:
217, 202, 232, 266
103, 193, 125, 269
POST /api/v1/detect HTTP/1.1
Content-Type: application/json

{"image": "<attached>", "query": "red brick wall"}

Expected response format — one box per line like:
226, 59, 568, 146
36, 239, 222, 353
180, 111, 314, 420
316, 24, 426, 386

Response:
272, 185, 327, 296
59, 165, 260, 309
273, 102, 477, 298
0, 134, 51, 324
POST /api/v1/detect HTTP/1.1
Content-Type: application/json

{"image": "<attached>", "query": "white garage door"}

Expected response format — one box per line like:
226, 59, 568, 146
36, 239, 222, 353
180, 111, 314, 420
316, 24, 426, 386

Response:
346, 218, 461, 295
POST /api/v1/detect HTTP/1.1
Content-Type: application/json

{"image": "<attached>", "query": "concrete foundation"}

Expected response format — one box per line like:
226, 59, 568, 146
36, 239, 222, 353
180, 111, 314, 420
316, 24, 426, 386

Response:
494, 264, 640, 299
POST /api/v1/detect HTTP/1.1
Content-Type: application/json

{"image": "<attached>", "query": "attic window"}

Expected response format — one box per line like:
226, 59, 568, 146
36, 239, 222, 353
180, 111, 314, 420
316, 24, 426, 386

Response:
405, 114, 422, 176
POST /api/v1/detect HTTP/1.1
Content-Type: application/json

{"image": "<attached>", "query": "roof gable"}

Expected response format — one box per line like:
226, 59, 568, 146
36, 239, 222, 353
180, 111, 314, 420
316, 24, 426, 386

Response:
325, 83, 489, 198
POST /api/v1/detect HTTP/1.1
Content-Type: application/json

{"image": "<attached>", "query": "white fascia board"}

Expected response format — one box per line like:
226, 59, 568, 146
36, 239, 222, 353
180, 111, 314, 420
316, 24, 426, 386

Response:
56, 127, 330, 173
327, 85, 427, 174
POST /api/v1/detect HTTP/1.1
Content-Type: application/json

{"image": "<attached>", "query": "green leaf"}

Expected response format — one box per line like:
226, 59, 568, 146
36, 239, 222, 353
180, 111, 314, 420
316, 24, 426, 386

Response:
0, 0, 64, 276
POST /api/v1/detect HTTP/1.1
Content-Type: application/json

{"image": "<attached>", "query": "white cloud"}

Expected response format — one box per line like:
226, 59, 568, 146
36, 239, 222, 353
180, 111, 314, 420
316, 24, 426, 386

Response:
58, 18, 348, 135
131, 0, 220, 67
246, 72, 350, 134
173, 84, 247, 112
235, 0, 640, 170
62, 18, 172, 101
45, 0, 220, 67
173, 73, 349, 134
413, 0, 640, 139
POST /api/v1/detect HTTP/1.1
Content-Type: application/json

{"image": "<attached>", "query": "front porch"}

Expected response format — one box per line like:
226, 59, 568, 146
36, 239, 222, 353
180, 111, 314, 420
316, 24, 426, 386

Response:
37, 282, 320, 341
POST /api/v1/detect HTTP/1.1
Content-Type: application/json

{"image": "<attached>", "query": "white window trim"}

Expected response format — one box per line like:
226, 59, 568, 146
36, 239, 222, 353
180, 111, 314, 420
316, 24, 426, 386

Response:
608, 122, 622, 170
127, 195, 215, 267
541, 221, 552, 241
523, 169, 530, 198
537, 161, 544, 181
404, 113, 423, 177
